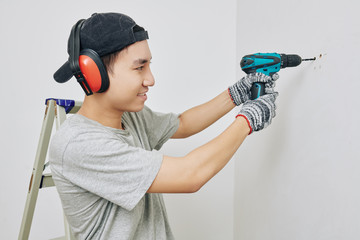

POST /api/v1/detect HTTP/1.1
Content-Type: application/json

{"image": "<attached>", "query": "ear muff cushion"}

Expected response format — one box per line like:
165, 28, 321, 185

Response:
79, 49, 109, 93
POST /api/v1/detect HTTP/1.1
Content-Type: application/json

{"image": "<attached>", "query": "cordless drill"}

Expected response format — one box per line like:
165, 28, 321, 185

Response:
240, 53, 315, 100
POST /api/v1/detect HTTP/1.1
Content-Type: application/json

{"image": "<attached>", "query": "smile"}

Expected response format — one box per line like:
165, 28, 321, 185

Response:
137, 92, 148, 101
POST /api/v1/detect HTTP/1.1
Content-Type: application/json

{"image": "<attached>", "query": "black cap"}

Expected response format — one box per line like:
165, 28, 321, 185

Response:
54, 12, 149, 83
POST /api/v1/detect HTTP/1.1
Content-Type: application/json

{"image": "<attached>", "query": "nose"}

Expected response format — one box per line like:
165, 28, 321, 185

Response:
143, 68, 155, 87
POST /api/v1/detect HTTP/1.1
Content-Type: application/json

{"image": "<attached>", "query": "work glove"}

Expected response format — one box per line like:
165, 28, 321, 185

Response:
236, 92, 278, 134
228, 72, 279, 106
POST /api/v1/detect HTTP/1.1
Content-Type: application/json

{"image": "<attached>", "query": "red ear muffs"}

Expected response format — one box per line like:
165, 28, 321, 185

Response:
79, 49, 109, 93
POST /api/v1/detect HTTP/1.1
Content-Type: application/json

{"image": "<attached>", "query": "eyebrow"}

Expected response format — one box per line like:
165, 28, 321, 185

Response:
133, 58, 152, 66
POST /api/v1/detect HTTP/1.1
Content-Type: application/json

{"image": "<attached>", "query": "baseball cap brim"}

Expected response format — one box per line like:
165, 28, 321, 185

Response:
54, 61, 73, 83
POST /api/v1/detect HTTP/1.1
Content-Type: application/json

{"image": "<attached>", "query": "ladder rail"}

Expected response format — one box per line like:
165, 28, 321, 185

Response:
19, 100, 56, 240
19, 99, 81, 240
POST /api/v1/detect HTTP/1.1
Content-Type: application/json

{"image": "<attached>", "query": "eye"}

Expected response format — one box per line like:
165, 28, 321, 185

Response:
135, 66, 144, 71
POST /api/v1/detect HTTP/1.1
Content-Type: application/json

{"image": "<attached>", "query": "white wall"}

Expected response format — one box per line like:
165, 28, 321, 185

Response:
0, 0, 236, 239
6, 1, 357, 239
235, 0, 360, 239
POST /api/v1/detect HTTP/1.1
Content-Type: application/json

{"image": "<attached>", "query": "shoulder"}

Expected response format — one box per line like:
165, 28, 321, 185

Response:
54, 114, 113, 141
49, 115, 116, 162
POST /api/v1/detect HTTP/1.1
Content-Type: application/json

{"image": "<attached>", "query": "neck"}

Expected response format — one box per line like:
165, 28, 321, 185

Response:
77, 95, 125, 130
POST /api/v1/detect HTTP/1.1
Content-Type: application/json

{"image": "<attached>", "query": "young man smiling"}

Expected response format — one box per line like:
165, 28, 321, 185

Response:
50, 12, 278, 240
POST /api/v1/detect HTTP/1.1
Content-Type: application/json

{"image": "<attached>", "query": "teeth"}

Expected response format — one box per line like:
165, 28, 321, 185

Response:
138, 93, 146, 96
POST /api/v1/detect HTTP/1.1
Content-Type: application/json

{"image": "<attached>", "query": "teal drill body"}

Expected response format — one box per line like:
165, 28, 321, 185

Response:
241, 53, 282, 76
240, 53, 303, 99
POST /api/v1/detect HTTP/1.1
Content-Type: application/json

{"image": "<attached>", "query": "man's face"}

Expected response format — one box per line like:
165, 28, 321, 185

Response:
104, 40, 154, 112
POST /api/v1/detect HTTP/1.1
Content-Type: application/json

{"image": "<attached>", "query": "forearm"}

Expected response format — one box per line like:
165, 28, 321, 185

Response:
172, 89, 235, 138
148, 117, 250, 193
185, 116, 249, 189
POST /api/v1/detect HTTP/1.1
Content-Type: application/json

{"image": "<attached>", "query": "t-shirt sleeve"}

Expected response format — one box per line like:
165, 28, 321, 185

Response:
62, 131, 163, 211
141, 105, 180, 150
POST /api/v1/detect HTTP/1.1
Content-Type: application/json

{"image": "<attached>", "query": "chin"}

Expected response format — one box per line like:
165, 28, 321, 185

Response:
128, 103, 145, 112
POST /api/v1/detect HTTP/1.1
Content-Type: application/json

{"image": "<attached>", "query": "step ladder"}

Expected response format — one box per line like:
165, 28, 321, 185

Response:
19, 98, 82, 240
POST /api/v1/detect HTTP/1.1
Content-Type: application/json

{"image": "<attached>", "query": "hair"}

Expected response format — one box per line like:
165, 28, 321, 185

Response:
101, 51, 120, 75
101, 46, 129, 75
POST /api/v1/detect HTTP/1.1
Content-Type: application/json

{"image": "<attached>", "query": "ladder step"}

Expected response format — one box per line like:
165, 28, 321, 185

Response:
40, 173, 55, 188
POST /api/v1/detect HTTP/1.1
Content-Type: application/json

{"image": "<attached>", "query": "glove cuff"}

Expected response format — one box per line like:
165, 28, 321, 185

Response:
228, 88, 237, 106
236, 114, 253, 135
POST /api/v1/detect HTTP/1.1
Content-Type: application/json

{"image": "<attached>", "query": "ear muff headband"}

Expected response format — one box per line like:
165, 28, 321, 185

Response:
68, 19, 93, 95
68, 19, 109, 95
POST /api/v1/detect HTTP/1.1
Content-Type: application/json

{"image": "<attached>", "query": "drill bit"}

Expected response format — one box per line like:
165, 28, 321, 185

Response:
302, 57, 316, 61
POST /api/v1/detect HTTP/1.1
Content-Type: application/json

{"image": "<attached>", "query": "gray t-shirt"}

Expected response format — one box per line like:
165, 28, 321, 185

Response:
49, 105, 180, 240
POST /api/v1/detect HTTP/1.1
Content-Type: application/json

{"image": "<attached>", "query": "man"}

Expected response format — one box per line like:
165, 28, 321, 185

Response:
50, 12, 278, 240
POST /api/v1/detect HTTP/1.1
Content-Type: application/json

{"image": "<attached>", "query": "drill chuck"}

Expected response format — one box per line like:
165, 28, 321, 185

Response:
280, 54, 302, 68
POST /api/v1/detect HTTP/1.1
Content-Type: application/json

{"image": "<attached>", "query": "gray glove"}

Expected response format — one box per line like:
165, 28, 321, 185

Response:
236, 92, 278, 134
228, 72, 279, 106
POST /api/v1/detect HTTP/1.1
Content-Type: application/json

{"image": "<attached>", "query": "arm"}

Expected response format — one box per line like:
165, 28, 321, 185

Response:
148, 92, 278, 193
171, 89, 235, 139
148, 116, 250, 193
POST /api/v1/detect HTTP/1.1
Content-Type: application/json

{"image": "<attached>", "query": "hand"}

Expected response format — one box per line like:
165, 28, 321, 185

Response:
228, 72, 279, 106
236, 92, 278, 134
